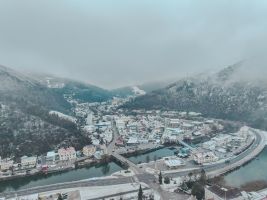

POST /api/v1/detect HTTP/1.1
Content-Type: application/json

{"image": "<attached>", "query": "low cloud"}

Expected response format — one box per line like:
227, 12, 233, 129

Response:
0, 0, 266, 88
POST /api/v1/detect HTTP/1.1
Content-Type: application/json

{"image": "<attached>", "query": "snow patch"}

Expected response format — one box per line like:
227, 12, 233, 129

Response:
132, 86, 146, 96
49, 111, 77, 123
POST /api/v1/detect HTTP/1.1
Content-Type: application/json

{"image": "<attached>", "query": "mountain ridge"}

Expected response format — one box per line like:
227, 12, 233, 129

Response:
122, 62, 267, 130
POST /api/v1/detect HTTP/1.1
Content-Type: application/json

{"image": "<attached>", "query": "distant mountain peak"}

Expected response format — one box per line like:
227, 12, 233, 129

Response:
216, 61, 243, 82
0, 64, 38, 88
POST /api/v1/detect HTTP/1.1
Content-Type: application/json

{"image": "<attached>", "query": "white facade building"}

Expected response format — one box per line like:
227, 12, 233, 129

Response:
165, 159, 185, 169
58, 147, 77, 161
116, 120, 125, 130
212, 134, 232, 146
127, 137, 139, 146
202, 141, 216, 151
83, 145, 96, 157
46, 151, 58, 162
86, 113, 93, 125
0, 158, 14, 171
21, 156, 37, 169
193, 151, 219, 164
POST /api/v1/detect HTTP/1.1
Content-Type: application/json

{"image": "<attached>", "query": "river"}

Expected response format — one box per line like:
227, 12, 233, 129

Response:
0, 147, 176, 193
224, 147, 267, 188
2, 146, 265, 193
127, 147, 176, 164
0, 162, 122, 193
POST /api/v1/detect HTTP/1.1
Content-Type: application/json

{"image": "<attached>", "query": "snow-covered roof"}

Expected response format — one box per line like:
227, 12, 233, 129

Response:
127, 137, 138, 144
165, 159, 184, 167
47, 151, 57, 157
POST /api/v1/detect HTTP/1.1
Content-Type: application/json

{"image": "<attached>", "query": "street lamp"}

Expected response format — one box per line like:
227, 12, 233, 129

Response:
221, 187, 228, 200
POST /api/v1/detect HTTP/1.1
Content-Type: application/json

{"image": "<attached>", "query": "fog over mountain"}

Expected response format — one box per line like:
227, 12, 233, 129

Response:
0, 1, 267, 88
231, 58, 267, 84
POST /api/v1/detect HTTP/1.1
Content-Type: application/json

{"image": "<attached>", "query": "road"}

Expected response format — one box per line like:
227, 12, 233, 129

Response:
107, 119, 119, 153
1, 177, 132, 199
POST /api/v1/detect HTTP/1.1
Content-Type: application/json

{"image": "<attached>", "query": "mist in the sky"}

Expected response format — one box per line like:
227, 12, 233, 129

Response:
0, 0, 266, 88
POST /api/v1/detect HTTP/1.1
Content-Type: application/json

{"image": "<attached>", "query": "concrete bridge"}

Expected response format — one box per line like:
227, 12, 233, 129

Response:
177, 139, 194, 151
111, 152, 142, 175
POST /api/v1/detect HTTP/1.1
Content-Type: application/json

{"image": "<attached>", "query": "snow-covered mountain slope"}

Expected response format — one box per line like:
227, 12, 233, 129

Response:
32, 74, 114, 103
111, 80, 173, 97
0, 65, 71, 113
0, 65, 37, 91
0, 66, 90, 157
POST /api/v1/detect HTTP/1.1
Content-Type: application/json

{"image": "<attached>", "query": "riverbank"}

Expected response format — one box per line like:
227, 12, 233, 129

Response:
0, 153, 118, 184
0, 161, 123, 193
207, 129, 266, 179
207, 130, 267, 195
222, 147, 267, 192
0, 145, 171, 193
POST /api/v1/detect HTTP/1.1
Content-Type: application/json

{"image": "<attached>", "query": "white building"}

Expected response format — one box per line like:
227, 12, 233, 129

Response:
193, 151, 219, 164
169, 119, 181, 128
46, 151, 58, 162
139, 139, 149, 144
83, 145, 96, 157
127, 137, 139, 146
21, 156, 37, 169
202, 141, 216, 151
165, 159, 185, 169
162, 128, 183, 143
182, 123, 194, 130
83, 125, 95, 133
116, 120, 125, 130
212, 134, 232, 146
86, 113, 93, 125
193, 131, 202, 137
0, 158, 14, 171
232, 126, 250, 141
58, 147, 77, 161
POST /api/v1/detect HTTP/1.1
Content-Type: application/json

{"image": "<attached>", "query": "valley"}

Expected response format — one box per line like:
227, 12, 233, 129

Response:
1, 64, 267, 200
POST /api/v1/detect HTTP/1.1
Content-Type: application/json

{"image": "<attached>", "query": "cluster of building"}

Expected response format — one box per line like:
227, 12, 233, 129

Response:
192, 126, 254, 164
111, 109, 255, 168
0, 144, 107, 178
0, 156, 37, 173
113, 113, 223, 151
162, 118, 224, 144
115, 114, 165, 148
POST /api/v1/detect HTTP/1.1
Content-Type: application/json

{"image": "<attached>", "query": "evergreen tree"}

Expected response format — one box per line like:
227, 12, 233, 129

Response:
199, 169, 207, 185
57, 194, 63, 200
138, 185, 143, 200
159, 171, 163, 184
188, 172, 193, 182
164, 176, 170, 184
191, 182, 205, 200
146, 155, 150, 163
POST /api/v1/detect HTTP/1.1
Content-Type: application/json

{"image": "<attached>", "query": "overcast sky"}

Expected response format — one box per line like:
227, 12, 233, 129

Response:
0, 1, 266, 88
